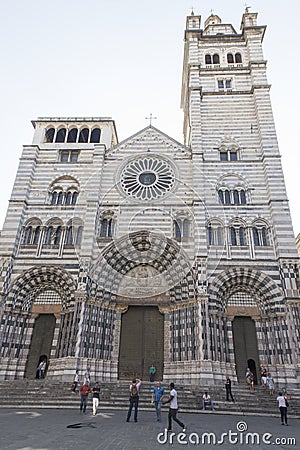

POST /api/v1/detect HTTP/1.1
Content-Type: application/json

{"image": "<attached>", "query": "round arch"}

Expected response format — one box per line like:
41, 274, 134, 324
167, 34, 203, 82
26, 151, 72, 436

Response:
89, 230, 195, 300
6, 265, 76, 311
208, 267, 285, 314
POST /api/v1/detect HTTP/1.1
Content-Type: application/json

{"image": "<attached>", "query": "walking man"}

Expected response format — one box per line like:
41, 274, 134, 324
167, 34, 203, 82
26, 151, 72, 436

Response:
276, 391, 289, 426
225, 377, 234, 402
163, 382, 186, 432
126, 378, 142, 422
92, 381, 101, 416
79, 380, 92, 414
152, 381, 164, 422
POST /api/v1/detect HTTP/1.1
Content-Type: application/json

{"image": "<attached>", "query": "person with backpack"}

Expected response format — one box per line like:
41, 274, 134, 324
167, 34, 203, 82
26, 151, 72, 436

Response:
126, 377, 142, 422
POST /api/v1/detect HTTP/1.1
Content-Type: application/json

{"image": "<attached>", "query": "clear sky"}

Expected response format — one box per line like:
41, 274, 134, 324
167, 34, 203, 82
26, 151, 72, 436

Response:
0, 0, 299, 235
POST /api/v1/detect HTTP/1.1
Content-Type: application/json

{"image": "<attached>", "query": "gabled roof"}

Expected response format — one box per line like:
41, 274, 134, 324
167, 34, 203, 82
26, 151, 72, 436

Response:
107, 125, 191, 156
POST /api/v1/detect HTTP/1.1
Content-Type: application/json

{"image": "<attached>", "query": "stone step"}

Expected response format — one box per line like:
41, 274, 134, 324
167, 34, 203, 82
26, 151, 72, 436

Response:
0, 380, 298, 417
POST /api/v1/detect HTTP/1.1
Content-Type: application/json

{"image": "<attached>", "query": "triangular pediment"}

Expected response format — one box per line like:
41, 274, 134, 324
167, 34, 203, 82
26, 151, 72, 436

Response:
107, 125, 191, 158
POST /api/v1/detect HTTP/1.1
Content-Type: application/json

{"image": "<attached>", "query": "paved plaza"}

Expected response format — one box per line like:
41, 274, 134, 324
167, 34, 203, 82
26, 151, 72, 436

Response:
0, 407, 299, 450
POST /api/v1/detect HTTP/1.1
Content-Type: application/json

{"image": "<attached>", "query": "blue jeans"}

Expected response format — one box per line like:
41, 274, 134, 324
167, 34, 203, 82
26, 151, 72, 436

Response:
202, 400, 215, 411
154, 400, 162, 421
80, 396, 88, 412
127, 396, 139, 421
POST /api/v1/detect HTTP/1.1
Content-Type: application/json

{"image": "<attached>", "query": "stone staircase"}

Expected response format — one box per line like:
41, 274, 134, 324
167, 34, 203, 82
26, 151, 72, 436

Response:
0, 380, 299, 417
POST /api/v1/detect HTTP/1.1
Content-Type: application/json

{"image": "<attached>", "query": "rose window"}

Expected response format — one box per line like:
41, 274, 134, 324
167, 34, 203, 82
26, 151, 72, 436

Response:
120, 157, 175, 200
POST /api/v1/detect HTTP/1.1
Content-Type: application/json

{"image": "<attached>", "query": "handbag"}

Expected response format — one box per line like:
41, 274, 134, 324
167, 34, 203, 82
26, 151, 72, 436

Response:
285, 399, 289, 407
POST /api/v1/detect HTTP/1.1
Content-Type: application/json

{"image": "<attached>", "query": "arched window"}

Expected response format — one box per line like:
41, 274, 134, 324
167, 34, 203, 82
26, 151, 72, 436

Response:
45, 128, 55, 143
253, 227, 259, 246
224, 190, 231, 204
44, 226, 53, 245
252, 226, 269, 246
67, 128, 78, 143
57, 191, 63, 205
230, 225, 246, 246
71, 191, 78, 205
213, 54, 220, 64
182, 219, 189, 238
51, 191, 58, 205
173, 217, 190, 239
90, 128, 101, 143
54, 226, 62, 245
107, 218, 114, 237
65, 192, 72, 205
23, 226, 32, 244
33, 226, 41, 245
227, 53, 234, 64
235, 53, 242, 63
218, 187, 247, 206
76, 226, 83, 245
99, 217, 114, 238
79, 128, 89, 143
233, 190, 239, 204
218, 190, 224, 204
239, 227, 245, 246
174, 220, 181, 239
207, 223, 223, 245
240, 190, 246, 204
261, 227, 268, 246
205, 54, 212, 64
219, 147, 238, 161
100, 218, 108, 237
55, 128, 66, 143
230, 227, 237, 246
66, 226, 73, 245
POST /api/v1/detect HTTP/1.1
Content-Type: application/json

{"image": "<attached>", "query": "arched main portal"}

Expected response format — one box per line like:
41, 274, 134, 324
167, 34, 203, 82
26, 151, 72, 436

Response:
118, 305, 164, 380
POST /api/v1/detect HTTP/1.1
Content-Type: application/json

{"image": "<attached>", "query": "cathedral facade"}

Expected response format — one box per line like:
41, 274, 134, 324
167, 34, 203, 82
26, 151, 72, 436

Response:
0, 9, 299, 386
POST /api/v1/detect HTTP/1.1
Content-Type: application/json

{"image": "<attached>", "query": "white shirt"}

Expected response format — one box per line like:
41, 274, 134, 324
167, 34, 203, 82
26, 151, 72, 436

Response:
170, 388, 178, 409
277, 395, 287, 408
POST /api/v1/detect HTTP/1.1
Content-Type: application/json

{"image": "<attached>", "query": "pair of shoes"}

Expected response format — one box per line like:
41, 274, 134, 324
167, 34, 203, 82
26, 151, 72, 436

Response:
126, 419, 130, 422
134, 420, 137, 422
93, 413, 96, 416
281, 422, 284, 425
285, 424, 288, 426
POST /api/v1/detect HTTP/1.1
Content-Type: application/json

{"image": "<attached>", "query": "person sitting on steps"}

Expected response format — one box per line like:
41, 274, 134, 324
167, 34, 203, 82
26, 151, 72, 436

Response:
202, 392, 215, 411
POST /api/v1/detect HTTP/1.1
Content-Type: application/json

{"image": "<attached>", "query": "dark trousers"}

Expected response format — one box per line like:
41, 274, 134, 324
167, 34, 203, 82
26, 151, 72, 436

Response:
226, 387, 234, 401
279, 406, 288, 424
80, 396, 88, 412
127, 396, 139, 421
168, 408, 184, 431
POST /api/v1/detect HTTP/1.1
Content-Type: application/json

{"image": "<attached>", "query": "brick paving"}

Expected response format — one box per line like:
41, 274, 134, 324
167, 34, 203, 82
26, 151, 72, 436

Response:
0, 407, 299, 450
